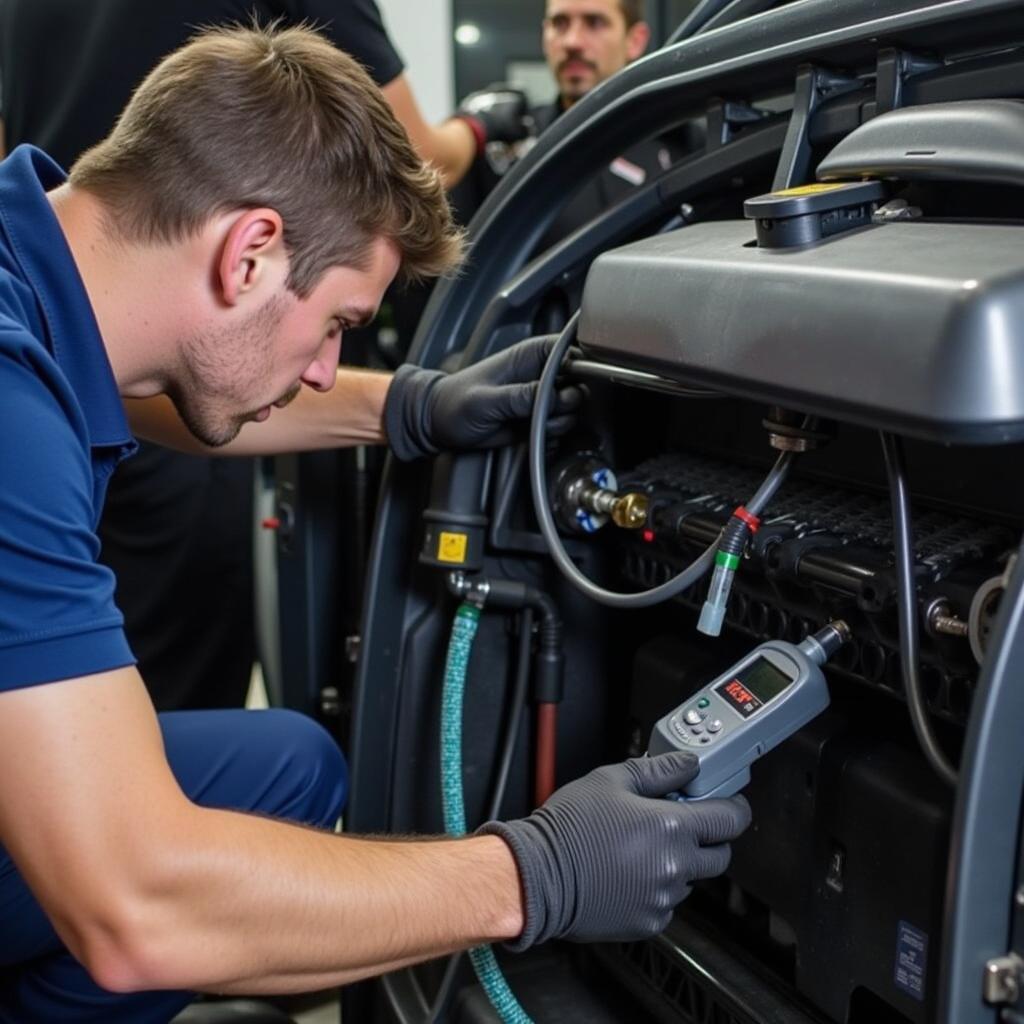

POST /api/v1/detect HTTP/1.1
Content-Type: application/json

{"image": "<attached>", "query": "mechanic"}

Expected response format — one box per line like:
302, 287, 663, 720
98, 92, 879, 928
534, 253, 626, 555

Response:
0, 25, 749, 1022
538, 0, 669, 242
0, 0, 531, 712
458, 0, 694, 250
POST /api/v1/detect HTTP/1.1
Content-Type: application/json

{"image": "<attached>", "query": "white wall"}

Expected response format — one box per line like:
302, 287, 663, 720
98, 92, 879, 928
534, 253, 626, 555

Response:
376, 0, 454, 123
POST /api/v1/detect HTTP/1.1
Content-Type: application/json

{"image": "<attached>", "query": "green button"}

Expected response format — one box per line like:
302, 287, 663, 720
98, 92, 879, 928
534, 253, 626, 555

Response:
697, 697, 710, 709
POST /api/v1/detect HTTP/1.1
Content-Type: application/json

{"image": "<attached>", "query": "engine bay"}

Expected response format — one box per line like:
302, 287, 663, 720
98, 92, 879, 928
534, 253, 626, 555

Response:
264, 3, 1024, 1021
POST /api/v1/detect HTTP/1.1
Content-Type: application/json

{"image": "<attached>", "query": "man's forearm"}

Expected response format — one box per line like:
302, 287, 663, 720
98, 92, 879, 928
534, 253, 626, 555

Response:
0, 670, 522, 996
226, 366, 393, 455
127, 367, 393, 456
380, 74, 476, 188
102, 810, 522, 994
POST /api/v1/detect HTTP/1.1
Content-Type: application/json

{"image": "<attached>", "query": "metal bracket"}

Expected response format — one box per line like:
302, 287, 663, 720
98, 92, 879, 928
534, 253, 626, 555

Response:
706, 98, 768, 150
874, 47, 942, 117
983, 953, 1024, 1006
772, 64, 860, 191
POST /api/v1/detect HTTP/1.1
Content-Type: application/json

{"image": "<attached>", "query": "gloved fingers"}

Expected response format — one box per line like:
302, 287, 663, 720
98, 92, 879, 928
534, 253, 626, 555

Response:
687, 794, 752, 845
622, 752, 701, 797
488, 380, 540, 422
552, 384, 585, 413
461, 411, 576, 450
489, 384, 582, 440
489, 336, 566, 384
688, 842, 733, 880
468, 424, 523, 449
545, 412, 578, 438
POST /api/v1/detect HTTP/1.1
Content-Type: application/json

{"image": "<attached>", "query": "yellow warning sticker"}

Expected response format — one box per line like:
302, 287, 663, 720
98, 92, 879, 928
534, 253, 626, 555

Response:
772, 182, 852, 197
437, 531, 468, 564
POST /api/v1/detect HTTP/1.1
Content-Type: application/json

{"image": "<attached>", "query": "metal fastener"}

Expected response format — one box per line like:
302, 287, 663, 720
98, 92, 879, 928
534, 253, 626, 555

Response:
983, 954, 1024, 1006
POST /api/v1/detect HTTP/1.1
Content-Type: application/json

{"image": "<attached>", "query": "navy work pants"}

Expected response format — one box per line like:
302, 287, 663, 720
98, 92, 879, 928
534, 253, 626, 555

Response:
0, 708, 348, 1023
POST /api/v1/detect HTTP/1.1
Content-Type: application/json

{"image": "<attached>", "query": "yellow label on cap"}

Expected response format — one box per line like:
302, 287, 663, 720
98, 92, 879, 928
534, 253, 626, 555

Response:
437, 531, 468, 564
772, 182, 851, 197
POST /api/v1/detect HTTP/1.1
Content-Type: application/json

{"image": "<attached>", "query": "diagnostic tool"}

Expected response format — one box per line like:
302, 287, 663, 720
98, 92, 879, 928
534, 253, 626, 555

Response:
649, 622, 850, 799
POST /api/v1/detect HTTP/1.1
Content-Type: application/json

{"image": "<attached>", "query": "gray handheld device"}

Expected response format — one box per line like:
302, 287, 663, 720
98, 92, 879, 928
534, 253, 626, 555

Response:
648, 622, 850, 799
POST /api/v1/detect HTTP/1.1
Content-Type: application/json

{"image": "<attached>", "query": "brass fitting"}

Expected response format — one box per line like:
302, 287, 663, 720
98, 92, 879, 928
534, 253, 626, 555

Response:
578, 483, 649, 530
611, 492, 650, 529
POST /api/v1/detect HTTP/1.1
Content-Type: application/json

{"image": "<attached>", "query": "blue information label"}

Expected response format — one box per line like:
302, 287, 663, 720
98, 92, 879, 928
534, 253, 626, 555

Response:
894, 920, 928, 1001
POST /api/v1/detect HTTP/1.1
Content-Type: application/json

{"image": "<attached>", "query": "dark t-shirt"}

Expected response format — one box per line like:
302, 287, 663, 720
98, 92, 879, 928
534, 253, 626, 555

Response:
0, 1, 403, 711
529, 100, 697, 250
0, 0, 404, 168
451, 96, 698, 256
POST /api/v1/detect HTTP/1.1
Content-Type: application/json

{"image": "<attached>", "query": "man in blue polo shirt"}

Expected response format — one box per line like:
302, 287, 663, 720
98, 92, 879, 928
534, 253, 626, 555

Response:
0, 22, 750, 1024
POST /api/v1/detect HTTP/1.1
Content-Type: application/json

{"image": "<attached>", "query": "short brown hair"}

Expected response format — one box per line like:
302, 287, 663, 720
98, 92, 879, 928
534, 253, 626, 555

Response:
70, 23, 463, 293
619, 0, 645, 27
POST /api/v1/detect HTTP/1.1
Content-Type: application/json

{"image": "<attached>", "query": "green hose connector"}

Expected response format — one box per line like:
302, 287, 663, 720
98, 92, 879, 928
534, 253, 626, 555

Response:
441, 602, 535, 1024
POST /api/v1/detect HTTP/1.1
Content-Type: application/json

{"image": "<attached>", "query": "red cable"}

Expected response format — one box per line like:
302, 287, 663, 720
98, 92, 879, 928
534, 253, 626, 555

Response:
534, 702, 558, 807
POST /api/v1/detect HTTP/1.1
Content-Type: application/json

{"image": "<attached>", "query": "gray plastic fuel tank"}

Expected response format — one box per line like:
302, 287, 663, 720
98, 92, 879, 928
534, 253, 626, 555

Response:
576, 219, 1024, 443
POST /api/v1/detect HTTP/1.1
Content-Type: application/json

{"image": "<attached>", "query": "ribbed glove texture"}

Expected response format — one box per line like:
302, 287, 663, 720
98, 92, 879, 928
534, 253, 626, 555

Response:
478, 752, 751, 950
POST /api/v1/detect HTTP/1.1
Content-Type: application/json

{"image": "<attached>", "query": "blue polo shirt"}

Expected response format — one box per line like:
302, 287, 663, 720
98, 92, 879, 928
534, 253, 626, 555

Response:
0, 145, 137, 689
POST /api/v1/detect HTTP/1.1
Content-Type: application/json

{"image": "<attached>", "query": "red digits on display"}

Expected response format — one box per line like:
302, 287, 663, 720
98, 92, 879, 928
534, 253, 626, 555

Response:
725, 679, 754, 705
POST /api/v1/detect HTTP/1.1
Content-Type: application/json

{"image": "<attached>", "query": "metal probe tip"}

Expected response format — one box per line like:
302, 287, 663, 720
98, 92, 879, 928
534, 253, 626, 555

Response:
827, 620, 852, 643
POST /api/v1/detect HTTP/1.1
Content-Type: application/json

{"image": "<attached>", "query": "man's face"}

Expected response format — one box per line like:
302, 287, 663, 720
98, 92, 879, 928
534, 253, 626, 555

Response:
171, 236, 400, 447
542, 0, 649, 106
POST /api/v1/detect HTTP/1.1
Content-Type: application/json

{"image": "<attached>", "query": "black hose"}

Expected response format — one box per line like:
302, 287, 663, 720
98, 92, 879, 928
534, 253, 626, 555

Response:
665, 0, 783, 45
529, 311, 795, 608
881, 432, 958, 788
665, 0, 736, 44
486, 607, 536, 820
701, 0, 790, 33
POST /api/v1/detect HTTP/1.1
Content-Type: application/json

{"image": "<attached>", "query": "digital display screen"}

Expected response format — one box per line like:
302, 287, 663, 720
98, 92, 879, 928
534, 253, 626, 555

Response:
715, 656, 794, 719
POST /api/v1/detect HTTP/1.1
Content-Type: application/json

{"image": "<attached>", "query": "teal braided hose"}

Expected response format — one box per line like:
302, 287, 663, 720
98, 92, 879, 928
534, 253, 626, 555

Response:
441, 602, 535, 1024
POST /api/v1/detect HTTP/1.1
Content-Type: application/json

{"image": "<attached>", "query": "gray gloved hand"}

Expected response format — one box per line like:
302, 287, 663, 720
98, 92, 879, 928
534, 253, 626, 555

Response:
477, 752, 751, 950
455, 84, 533, 155
384, 337, 582, 461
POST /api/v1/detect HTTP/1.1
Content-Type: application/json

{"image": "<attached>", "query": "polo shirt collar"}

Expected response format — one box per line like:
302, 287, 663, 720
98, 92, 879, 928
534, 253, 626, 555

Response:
0, 145, 134, 452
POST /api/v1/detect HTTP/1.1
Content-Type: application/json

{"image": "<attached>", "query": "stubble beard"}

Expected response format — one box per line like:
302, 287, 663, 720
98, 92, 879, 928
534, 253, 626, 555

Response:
172, 295, 288, 448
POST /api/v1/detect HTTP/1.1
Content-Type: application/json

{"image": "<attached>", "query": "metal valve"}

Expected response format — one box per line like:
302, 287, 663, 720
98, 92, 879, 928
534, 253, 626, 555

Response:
550, 454, 649, 533
578, 481, 650, 530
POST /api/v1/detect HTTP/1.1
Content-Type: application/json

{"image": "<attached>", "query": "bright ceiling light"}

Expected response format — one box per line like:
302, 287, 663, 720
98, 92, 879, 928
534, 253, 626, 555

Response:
455, 23, 481, 45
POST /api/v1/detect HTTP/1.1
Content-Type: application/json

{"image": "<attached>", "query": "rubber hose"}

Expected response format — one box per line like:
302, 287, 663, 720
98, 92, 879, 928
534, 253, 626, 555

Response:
529, 310, 795, 608
429, 605, 542, 1021
880, 433, 958, 788
441, 603, 535, 1024
487, 607, 535, 821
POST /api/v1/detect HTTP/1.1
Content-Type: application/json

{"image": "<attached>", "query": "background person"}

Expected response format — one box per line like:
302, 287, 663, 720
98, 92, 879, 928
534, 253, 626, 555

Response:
535, 0, 695, 245
455, 0, 697, 252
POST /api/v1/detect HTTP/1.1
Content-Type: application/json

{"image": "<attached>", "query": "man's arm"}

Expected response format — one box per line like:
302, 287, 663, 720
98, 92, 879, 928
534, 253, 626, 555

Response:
0, 667, 750, 994
128, 336, 577, 460
382, 74, 477, 189
0, 668, 523, 994
127, 366, 393, 456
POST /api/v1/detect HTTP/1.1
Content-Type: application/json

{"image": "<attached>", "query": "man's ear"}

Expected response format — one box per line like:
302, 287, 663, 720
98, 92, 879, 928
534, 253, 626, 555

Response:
217, 208, 285, 307
626, 21, 650, 62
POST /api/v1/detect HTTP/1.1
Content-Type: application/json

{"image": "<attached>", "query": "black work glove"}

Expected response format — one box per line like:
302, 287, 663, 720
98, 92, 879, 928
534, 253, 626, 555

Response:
454, 84, 533, 155
478, 752, 751, 950
384, 337, 582, 461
